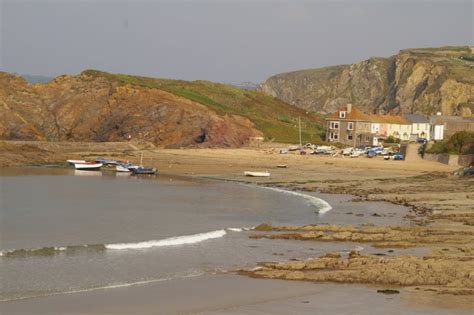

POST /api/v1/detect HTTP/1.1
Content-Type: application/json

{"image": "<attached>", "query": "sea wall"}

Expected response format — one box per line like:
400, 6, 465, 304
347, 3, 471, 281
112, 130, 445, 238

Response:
424, 153, 474, 166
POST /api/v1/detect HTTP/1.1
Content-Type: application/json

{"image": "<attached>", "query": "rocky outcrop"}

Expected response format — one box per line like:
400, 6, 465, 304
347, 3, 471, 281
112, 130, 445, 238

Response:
259, 46, 474, 116
251, 224, 474, 248
0, 71, 262, 147
243, 250, 474, 295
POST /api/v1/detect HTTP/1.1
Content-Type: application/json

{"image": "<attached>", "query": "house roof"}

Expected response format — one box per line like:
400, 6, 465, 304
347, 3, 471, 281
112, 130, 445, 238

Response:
370, 114, 410, 124
430, 115, 474, 125
327, 106, 371, 121
404, 114, 429, 124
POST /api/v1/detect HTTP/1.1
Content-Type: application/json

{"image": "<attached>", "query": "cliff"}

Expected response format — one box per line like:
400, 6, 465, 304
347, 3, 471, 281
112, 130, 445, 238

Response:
0, 71, 324, 147
259, 46, 474, 116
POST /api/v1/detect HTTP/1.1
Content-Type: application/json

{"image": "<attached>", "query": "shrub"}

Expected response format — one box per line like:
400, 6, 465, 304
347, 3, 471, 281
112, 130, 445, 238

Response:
446, 131, 474, 154
426, 131, 474, 155
426, 142, 448, 154
384, 135, 400, 144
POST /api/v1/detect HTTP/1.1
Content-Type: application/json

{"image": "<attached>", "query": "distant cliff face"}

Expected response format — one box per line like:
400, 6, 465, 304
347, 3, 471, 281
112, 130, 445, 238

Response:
0, 72, 261, 147
259, 46, 474, 116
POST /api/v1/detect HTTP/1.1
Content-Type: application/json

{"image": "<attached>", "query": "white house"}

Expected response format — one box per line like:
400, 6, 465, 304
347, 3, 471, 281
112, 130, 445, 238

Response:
404, 114, 431, 141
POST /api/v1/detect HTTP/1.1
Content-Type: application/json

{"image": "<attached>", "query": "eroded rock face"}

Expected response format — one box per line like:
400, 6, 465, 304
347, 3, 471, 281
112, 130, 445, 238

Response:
0, 72, 262, 147
259, 47, 474, 115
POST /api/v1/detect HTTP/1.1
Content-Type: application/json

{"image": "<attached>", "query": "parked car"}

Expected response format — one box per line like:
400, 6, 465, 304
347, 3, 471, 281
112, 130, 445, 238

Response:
392, 153, 404, 160
366, 150, 375, 158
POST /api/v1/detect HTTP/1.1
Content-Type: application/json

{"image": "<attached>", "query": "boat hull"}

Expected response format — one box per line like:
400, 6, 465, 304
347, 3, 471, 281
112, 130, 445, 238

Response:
131, 167, 157, 175
73, 163, 103, 170
67, 159, 86, 165
244, 171, 270, 177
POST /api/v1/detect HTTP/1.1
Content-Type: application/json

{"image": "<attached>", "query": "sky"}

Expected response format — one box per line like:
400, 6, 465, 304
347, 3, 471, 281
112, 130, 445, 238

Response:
0, 0, 472, 83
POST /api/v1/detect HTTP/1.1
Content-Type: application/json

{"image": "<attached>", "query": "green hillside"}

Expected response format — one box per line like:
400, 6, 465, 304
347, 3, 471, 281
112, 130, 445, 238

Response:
82, 70, 325, 143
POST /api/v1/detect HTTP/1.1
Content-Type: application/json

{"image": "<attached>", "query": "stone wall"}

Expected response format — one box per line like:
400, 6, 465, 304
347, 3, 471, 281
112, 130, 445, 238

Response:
424, 153, 474, 166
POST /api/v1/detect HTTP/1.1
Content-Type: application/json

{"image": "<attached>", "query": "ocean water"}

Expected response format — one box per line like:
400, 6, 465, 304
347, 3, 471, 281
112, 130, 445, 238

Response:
0, 168, 409, 301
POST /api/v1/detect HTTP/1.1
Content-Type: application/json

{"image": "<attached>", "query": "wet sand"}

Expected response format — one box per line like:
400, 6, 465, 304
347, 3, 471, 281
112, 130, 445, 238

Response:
2, 274, 472, 315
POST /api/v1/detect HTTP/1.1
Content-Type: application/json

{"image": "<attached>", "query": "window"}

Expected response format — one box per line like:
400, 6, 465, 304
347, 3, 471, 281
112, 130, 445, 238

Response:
330, 121, 339, 129
347, 134, 353, 140
339, 111, 346, 119
329, 132, 339, 140
347, 122, 354, 130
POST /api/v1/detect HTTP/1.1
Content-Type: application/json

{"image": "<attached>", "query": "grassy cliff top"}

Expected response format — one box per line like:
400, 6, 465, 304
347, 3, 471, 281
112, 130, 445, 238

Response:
81, 70, 325, 144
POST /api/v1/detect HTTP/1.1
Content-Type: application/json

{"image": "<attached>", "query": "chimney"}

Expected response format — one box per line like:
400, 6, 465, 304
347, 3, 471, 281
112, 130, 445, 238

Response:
347, 103, 352, 113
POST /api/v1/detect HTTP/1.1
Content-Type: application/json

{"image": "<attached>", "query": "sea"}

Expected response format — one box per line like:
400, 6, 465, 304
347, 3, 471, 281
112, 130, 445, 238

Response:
0, 167, 409, 302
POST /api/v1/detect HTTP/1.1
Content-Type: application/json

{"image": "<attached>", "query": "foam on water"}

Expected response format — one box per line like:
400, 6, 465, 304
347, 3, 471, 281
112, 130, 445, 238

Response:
106, 229, 227, 250
262, 186, 332, 214
0, 272, 204, 302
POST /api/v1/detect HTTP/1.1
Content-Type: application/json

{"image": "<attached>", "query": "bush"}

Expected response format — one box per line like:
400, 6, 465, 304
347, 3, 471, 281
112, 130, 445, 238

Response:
426, 142, 448, 154
426, 131, 474, 155
384, 135, 400, 144
446, 131, 474, 154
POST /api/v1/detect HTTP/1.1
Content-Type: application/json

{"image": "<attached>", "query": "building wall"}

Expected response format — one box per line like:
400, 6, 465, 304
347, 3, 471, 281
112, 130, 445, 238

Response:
445, 121, 474, 139
388, 124, 411, 140
411, 123, 430, 140
431, 125, 444, 140
379, 123, 389, 136
327, 120, 363, 147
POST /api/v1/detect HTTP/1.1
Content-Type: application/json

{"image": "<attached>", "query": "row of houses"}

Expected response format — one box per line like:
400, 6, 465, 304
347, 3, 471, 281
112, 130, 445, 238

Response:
326, 104, 474, 147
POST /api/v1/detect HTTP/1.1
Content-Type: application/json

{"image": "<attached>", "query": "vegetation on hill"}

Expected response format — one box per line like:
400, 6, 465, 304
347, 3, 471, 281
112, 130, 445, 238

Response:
82, 70, 326, 143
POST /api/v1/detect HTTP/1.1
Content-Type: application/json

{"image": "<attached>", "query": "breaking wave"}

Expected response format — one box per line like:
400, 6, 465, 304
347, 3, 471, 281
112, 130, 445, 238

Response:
262, 186, 332, 214
106, 229, 227, 250
0, 228, 250, 258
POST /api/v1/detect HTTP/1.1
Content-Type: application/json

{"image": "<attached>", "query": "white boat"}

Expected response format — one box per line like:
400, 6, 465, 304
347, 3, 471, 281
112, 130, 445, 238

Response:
116, 164, 132, 172
67, 159, 86, 165
244, 171, 271, 177
73, 162, 103, 170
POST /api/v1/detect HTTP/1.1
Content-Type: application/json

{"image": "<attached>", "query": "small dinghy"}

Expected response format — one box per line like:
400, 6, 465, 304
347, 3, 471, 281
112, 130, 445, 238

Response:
67, 159, 86, 165
73, 162, 103, 170
115, 163, 139, 172
131, 167, 157, 175
244, 171, 271, 177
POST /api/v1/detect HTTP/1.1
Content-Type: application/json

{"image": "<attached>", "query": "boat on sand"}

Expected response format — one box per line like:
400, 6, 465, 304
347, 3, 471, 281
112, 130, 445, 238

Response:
115, 163, 139, 172
73, 162, 103, 170
131, 167, 157, 175
244, 171, 271, 177
67, 159, 86, 165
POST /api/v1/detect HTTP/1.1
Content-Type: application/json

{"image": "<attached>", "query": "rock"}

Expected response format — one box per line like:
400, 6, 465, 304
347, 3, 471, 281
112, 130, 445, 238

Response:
301, 231, 324, 239
323, 252, 342, 259
258, 47, 474, 116
377, 289, 400, 294
0, 71, 264, 147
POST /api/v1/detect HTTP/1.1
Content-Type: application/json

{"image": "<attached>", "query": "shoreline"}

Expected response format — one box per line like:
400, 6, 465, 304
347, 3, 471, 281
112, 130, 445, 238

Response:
1, 142, 473, 313
2, 274, 472, 315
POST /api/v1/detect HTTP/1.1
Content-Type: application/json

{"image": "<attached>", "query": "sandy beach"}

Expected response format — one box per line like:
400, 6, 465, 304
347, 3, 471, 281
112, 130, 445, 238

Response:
1, 140, 473, 314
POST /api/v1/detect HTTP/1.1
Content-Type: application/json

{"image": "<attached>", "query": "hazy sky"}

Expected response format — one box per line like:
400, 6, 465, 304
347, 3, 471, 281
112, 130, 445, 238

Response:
1, 0, 472, 83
